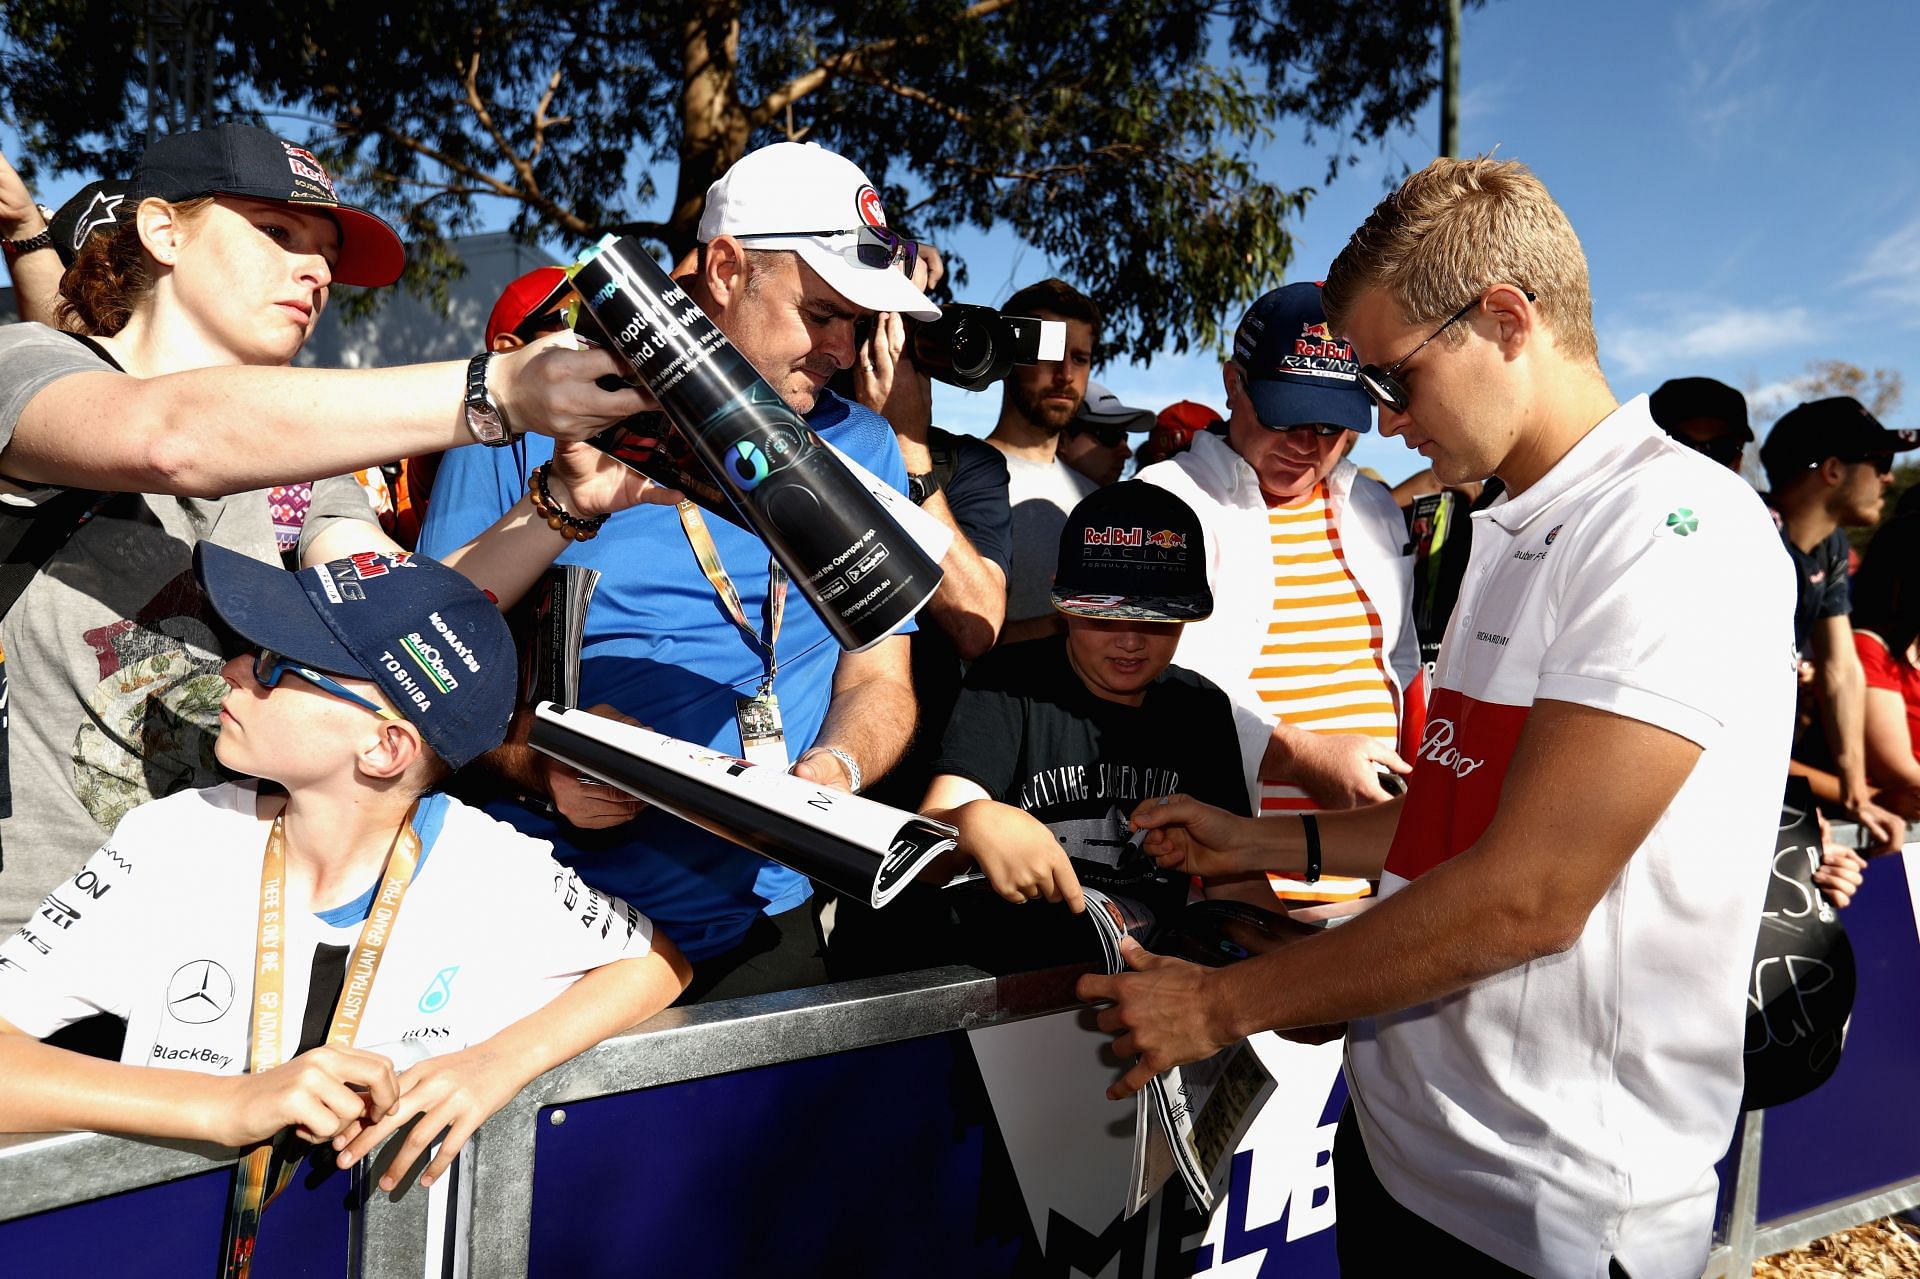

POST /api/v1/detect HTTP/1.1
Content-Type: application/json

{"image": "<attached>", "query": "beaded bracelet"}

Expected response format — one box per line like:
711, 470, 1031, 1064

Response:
527, 464, 610, 542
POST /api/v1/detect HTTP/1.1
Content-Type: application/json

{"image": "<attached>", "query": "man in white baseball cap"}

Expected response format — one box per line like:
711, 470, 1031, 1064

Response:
419, 141, 937, 1001
701, 141, 942, 326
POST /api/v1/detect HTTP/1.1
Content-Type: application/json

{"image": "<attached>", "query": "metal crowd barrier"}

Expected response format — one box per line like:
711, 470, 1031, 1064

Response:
3, 846, 1916, 1277
0, 964, 1085, 1276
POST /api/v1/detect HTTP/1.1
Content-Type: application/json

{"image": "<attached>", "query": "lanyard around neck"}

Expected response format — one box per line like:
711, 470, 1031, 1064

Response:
221, 801, 422, 1279
677, 500, 787, 692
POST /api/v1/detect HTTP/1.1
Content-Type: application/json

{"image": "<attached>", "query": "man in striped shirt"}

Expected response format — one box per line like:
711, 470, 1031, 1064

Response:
1138, 282, 1419, 901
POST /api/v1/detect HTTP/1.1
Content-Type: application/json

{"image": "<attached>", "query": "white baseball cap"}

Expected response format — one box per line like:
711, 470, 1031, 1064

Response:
698, 142, 941, 321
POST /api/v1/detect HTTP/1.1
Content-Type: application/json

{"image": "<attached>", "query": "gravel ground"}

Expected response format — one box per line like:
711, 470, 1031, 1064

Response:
1755, 1216, 1920, 1278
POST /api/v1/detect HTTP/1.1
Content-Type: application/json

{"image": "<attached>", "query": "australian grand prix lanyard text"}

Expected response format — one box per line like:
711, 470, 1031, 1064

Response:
677, 500, 786, 693
222, 803, 422, 1279
678, 501, 794, 767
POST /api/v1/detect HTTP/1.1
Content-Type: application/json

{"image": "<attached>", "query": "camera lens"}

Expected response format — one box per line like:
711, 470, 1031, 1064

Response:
948, 315, 995, 380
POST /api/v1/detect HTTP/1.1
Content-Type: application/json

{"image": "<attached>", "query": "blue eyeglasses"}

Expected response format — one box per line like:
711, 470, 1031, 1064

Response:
253, 650, 403, 721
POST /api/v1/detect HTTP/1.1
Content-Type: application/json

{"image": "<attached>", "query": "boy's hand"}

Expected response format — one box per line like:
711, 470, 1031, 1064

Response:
335, 1044, 522, 1191
217, 1045, 399, 1147
1813, 844, 1867, 909
1130, 793, 1254, 879
954, 800, 1085, 912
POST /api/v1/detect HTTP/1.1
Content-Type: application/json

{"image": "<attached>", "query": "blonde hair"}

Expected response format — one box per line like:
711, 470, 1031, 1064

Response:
1321, 157, 1598, 365
54, 197, 215, 337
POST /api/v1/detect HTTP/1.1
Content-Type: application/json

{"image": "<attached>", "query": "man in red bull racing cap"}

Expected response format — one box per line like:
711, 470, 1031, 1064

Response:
1135, 281, 1419, 904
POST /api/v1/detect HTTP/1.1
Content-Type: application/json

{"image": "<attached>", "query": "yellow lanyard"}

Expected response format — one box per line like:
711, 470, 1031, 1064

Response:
677, 500, 786, 694
221, 802, 422, 1279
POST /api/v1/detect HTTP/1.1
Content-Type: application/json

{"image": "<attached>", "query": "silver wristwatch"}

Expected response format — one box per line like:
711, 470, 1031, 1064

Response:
463, 352, 514, 447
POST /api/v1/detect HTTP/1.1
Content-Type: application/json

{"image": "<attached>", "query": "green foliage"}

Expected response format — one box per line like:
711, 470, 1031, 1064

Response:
1, 0, 1471, 361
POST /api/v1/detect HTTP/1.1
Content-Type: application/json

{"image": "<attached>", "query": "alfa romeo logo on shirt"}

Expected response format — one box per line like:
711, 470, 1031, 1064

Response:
166, 959, 235, 1024
1663, 508, 1699, 537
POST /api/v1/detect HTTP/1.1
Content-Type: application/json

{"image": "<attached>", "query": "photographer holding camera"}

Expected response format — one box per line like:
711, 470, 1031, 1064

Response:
976, 279, 1103, 645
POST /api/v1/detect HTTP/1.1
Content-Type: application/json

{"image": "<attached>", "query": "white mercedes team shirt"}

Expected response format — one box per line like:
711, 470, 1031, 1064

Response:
0, 782, 655, 1069
1346, 396, 1796, 1279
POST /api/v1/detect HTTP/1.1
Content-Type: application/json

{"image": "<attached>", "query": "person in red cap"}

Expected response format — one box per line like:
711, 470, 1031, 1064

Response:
0, 123, 669, 957
1134, 399, 1221, 472
402, 265, 575, 533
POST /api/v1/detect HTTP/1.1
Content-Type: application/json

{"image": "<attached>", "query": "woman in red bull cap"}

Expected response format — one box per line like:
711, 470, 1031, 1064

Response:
0, 122, 674, 951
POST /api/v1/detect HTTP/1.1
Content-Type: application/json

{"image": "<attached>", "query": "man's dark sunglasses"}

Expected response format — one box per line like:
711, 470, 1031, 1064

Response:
734, 225, 920, 275
1069, 422, 1132, 448
1677, 435, 1746, 467
511, 306, 573, 344
1840, 452, 1895, 476
1357, 288, 1536, 415
1261, 422, 1349, 437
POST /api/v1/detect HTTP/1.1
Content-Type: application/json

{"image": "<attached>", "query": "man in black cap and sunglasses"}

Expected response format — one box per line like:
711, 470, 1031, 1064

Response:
1137, 282, 1419, 895
1761, 396, 1916, 851
1650, 376, 1753, 472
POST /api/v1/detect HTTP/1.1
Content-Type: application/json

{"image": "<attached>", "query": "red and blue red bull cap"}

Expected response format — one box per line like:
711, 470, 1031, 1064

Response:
194, 542, 515, 769
1052, 481, 1213, 623
1232, 281, 1373, 434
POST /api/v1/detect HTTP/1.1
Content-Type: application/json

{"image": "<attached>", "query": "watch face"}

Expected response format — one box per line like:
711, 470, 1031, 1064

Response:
465, 401, 510, 445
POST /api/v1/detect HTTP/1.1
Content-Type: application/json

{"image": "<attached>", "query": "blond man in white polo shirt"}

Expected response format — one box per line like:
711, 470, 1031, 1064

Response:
1081, 157, 1795, 1279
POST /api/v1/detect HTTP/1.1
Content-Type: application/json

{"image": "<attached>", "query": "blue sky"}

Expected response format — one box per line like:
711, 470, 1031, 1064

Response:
928, 0, 1920, 483
7, 0, 1916, 485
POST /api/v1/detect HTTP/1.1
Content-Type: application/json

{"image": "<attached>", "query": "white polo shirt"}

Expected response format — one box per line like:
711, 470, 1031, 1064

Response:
1345, 396, 1796, 1279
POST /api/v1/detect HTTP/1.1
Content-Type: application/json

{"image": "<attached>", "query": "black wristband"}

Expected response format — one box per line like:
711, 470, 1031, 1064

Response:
1300, 813, 1322, 883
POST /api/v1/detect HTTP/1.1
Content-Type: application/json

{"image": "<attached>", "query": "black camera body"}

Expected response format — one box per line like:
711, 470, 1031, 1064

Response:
911, 303, 1068, 391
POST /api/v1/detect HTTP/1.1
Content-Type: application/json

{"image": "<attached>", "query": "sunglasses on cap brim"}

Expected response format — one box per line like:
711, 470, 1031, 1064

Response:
733, 225, 920, 275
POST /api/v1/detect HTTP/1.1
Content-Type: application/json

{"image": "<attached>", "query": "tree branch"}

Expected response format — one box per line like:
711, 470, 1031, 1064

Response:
461, 37, 544, 205
842, 67, 971, 126
748, 0, 1017, 127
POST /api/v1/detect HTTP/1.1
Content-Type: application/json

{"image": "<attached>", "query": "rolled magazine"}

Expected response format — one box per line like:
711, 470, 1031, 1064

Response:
529, 703, 955, 909
565, 234, 943, 652
1080, 887, 1278, 1216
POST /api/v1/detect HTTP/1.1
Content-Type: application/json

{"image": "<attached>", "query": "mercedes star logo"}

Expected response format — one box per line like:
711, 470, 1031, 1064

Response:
166, 959, 235, 1024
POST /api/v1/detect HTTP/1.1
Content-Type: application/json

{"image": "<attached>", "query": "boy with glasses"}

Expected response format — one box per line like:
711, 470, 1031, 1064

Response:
1085, 157, 1804, 1279
1136, 282, 1419, 905
1760, 396, 1916, 850
0, 544, 688, 1208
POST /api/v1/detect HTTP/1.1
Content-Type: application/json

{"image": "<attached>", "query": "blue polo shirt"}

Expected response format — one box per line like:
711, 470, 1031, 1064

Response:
418, 391, 911, 962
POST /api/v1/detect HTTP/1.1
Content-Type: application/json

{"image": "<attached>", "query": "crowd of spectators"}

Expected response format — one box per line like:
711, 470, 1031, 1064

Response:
0, 122, 1912, 1277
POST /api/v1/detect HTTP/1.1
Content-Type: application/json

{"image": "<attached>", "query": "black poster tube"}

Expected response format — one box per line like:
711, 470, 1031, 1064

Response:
568, 235, 942, 652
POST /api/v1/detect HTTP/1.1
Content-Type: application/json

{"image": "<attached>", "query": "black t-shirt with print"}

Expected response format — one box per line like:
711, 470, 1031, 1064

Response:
932, 634, 1252, 889
1771, 515, 1850, 657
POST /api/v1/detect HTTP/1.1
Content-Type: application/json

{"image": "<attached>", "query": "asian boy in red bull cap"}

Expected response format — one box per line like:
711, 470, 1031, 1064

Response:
922, 482, 1269, 913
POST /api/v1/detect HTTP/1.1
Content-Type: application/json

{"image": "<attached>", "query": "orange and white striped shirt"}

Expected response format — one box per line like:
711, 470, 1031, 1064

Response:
1251, 483, 1399, 813
1252, 484, 1398, 901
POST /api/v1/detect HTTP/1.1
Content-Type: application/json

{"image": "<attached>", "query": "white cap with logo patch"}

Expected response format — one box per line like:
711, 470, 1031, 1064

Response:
699, 142, 941, 321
